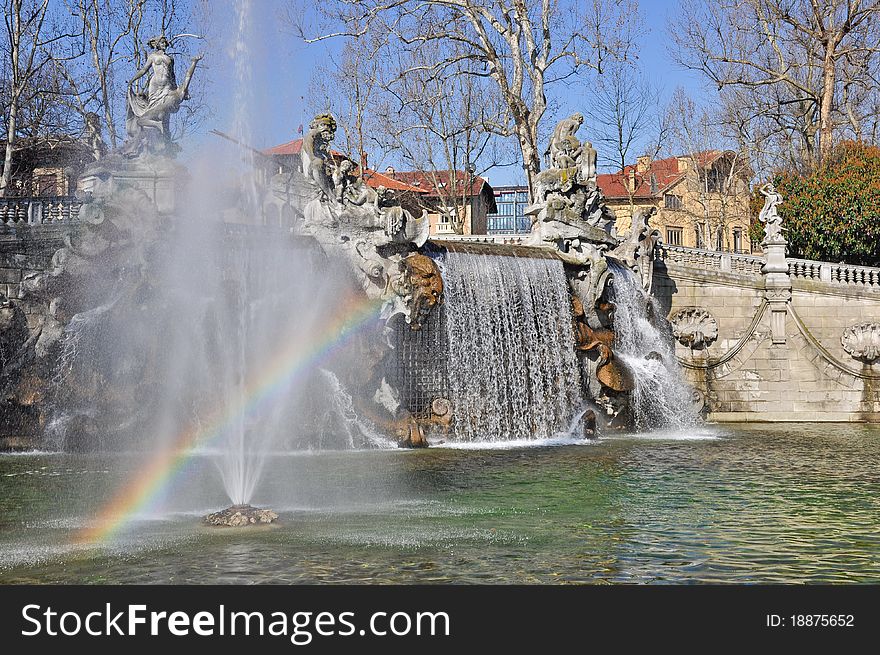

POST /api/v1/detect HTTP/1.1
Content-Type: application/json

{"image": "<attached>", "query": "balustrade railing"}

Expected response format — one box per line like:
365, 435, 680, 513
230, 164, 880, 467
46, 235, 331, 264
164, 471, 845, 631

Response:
656, 243, 880, 291
0, 196, 82, 225
788, 257, 880, 289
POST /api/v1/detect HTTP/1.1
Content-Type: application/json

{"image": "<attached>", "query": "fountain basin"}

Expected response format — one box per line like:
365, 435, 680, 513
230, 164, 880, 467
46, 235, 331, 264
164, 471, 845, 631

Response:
204, 504, 278, 527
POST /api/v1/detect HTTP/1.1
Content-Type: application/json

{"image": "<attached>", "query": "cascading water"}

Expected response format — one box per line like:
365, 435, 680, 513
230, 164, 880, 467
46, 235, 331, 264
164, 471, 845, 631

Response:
606, 259, 697, 430
441, 251, 582, 441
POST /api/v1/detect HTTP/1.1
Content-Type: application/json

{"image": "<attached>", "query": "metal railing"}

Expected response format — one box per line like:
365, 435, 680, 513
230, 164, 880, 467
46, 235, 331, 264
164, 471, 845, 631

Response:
432, 233, 529, 245
0, 196, 83, 225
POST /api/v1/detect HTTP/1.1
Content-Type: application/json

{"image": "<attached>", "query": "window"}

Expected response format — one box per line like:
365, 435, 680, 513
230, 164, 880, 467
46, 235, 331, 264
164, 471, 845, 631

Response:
733, 228, 743, 253
666, 227, 683, 246
664, 194, 682, 210
705, 169, 722, 192
488, 187, 531, 235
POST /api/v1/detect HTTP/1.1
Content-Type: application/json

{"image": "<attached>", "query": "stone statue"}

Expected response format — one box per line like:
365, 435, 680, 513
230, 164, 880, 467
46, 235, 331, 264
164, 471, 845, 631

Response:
553, 135, 583, 169
759, 183, 784, 243
123, 35, 202, 157
301, 113, 337, 201
332, 160, 354, 202
545, 113, 584, 168
386, 253, 444, 331
527, 110, 617, 261
578, 139, 598, 188
611, 206, 660, 291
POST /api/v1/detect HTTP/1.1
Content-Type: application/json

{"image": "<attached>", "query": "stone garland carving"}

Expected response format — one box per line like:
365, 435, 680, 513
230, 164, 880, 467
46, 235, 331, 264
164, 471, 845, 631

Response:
670, 307, 719, 349
840, 322, 880, 363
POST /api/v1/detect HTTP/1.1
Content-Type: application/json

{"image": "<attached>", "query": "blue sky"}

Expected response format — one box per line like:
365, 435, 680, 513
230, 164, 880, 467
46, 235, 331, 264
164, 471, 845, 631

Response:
194, 0, 710, 185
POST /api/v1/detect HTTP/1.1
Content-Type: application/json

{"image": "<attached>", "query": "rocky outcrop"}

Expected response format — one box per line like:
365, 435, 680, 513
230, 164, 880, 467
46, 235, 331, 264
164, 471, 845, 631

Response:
204, 505, 278, 527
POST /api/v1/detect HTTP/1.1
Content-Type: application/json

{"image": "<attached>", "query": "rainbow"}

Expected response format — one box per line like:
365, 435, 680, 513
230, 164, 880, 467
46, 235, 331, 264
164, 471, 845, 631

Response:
75, 292, 385, 545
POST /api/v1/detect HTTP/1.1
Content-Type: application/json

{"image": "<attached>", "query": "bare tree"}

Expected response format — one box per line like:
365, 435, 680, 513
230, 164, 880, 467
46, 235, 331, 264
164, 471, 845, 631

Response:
53, 0, 208, 154
665, 88, 753, 252
669, 0, 880, 167
291, 0, 641, 197
309, 19, 515, 234
584, 61, 668, 220
373, 35, 516, 233
1, 0, 68, 194
309, 34, 385, 171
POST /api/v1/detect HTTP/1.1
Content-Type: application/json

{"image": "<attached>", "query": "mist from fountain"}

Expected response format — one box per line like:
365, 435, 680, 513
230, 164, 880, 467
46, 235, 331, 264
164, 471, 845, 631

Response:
607, 259, 698, 430
44, 0, 369, 517
441, 251, 583, 441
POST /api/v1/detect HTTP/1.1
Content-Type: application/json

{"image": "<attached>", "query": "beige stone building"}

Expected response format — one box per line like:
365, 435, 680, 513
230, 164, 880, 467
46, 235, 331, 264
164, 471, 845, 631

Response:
598, 150, 754, 253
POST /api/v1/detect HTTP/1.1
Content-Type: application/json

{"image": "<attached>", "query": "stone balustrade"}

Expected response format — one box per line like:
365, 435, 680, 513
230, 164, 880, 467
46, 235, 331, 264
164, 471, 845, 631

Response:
655, 244, 764, 276
788, 257, 880, 290
0, 196, 83, 225
657, 243, 880, 291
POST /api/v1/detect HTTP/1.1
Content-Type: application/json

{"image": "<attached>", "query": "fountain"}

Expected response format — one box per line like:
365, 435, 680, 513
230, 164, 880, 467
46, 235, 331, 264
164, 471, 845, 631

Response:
0, 15, 700, 533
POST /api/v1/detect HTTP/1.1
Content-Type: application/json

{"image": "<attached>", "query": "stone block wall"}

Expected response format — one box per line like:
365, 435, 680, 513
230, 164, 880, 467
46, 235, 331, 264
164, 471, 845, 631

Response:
653, 255, 880, 422
0, 226, 70, 328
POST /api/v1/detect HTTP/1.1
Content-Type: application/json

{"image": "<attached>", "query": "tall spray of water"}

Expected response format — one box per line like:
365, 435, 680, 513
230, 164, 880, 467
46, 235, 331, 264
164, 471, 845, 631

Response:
606, 259, 697, 430
441, 252, 582, 441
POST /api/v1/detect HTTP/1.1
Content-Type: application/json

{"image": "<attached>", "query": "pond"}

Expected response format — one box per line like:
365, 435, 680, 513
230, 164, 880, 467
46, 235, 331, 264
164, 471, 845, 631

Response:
1, 422, 878, 584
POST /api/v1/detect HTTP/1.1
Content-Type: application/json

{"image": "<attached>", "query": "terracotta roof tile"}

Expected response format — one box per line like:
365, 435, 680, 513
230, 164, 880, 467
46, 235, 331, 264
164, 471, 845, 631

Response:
597, 151, 726, 200
383, 170, 489, 198
361, 169, 428, 193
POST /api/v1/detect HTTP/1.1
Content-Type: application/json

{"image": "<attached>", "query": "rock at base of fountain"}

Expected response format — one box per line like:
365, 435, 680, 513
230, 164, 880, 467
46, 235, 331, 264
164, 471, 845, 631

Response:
204, 504, 278, 527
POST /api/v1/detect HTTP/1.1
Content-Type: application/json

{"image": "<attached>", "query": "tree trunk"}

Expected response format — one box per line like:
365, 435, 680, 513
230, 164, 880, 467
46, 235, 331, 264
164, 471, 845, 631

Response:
819, 46, 837, 162
0, 103, 18, 196
519, 131, 540, 203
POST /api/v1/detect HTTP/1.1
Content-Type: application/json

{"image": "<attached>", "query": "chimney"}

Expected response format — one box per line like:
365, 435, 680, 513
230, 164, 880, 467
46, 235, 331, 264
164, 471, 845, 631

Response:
385, 166, 395, 174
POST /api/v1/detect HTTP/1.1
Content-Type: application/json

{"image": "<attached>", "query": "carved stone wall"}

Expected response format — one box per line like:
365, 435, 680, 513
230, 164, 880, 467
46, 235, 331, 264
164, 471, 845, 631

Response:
654, 251, 880, 422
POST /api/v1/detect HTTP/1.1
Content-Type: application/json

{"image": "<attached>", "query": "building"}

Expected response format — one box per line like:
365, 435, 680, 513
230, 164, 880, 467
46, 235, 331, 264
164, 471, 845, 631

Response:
597, 150, 754, 253
486, 185, 531, 234
380, 168, 496, 237
262, 138, 494, 236
0, 136, 94, 197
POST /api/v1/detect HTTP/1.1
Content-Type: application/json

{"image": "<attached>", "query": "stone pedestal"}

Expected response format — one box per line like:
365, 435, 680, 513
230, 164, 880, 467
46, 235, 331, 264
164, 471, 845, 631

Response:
77, 154, 186, 215
761, 238, 791, 344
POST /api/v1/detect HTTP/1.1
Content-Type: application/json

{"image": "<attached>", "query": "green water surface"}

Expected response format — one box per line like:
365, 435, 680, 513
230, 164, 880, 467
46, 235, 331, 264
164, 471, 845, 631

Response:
1, 423, 878, 583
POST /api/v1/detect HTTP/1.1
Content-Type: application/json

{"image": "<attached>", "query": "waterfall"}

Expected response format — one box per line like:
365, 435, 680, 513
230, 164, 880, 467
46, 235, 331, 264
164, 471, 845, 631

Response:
606, 259, 697, 430
441, 251, 582, 441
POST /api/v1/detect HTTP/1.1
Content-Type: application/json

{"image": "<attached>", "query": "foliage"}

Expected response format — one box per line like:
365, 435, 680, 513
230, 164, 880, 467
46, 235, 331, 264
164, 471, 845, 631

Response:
750, 142, 880, 266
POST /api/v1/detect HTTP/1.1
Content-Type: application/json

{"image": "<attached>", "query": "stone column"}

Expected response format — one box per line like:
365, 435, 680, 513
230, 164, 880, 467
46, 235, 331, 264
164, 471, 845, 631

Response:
758, 183, 790, 345
762, 237, 791, 344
